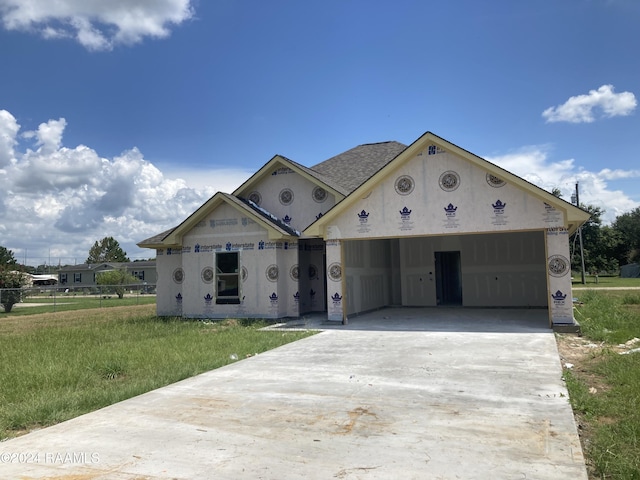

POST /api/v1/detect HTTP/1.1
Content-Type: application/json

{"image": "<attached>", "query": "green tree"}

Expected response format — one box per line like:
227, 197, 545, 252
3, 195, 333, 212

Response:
613, 207, 640, 264
96, 269, 137, 299
571, 205, 623, 274
0, 246, 17, 266
0, 268, 29, 313
86, 237, 130, 264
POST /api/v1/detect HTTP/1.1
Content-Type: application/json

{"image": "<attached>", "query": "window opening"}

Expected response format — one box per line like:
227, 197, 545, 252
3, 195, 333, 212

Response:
216, 252, 240, 304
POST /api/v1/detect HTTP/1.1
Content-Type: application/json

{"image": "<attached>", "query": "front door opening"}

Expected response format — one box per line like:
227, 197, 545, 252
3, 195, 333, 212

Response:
435, 251, 462, 306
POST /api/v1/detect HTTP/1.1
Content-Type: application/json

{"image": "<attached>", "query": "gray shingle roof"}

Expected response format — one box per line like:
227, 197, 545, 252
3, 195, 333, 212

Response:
310, 141, 407, 193
137, 227, 177, 247
60, 261, 156, 271
278, 155, 351, 196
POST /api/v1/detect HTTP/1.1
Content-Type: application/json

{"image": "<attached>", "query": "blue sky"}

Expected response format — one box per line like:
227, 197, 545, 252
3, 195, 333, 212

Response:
0, 0, 638, 267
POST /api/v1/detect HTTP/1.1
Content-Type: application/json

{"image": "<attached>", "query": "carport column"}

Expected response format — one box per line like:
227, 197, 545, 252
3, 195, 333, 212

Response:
545, 227, 574, 325
325, 239, 345, 322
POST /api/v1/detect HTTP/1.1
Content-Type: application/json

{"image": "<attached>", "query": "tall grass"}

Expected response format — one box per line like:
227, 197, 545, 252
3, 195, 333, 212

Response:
564, 290, 640, 478
573, 289, 640, 343
0, 307, 313, 440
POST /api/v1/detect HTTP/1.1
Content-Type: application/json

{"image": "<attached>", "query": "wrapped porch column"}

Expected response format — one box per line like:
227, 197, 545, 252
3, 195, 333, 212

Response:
325, 239, 345, 322
546, 227, 575, 325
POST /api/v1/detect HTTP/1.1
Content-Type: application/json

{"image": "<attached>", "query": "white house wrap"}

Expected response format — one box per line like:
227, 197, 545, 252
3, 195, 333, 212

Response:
139, 132, 590, 327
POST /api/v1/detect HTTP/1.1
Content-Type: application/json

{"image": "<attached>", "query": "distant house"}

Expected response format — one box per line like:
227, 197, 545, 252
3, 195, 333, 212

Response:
138, 131, 590, 327
58, 261, 156, 289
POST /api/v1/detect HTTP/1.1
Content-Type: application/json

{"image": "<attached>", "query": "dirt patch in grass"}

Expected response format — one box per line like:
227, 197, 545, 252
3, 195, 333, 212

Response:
557, 335, 611, 393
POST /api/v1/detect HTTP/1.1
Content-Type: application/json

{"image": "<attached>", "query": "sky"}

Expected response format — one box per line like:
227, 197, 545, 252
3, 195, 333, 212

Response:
0, 0, 639, 267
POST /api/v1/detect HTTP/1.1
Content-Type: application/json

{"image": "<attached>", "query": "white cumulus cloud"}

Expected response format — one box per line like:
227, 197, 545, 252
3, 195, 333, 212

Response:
0, 109, 19, 167
542, 84, 637, 123
0, 109, 250, 266
0, 0, 194, 51
486, 146, 640, 223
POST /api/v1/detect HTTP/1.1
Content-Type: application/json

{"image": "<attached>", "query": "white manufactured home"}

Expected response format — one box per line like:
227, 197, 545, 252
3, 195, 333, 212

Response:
138, 132, 589, 327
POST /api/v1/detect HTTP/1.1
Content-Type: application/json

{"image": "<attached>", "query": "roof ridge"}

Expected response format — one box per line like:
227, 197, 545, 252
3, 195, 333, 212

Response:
359, 140, 399, 146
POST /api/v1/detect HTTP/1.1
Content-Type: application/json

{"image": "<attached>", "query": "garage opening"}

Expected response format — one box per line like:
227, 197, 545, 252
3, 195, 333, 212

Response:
342, 231, 547, 317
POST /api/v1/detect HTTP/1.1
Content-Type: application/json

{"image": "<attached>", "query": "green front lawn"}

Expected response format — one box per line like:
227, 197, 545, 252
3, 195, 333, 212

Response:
0, 305, 314, 440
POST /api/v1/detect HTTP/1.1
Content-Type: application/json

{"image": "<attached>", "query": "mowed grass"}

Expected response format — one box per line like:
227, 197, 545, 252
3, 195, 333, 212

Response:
572, 275, 640, 289
564, 289, 640, 478
0, 305, 314, 440
6, 294, 156, 316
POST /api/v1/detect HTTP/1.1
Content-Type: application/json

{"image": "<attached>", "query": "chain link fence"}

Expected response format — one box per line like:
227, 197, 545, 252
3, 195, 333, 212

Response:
0, 284, 156, 313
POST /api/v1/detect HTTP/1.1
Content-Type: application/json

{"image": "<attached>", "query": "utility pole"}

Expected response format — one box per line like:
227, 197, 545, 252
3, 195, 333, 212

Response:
574, 182, 586, 285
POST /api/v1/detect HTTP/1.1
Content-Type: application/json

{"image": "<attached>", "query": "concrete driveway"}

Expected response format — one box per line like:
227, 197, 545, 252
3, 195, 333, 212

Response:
1, 308, 587, 479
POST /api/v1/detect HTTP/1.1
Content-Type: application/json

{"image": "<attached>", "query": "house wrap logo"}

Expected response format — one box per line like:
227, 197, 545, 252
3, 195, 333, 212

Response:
357, 210, 369, 222
204, 293, 213, 306
399, 206, 412, 220
269, 292, 278, 305
398, 206, 414, 231
258, 240, 283, 250
444, 203, 457, 217
551, 290, 567, 305
195, 243, 223, 252
331, 292, 342, 306
224, 241, 255, 251
492, 200, 506, 214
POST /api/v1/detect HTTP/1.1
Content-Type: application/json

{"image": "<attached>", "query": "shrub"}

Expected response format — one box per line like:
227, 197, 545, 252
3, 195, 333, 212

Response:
96, 269, 137, 299
0, 269, 30, 313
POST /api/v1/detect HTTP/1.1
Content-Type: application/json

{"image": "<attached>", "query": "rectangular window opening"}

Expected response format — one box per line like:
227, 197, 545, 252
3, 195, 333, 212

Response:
216, 252, 240, 304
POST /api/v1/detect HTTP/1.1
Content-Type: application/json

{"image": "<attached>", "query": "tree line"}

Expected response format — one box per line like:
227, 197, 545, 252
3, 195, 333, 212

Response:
574, 205, 640, 274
